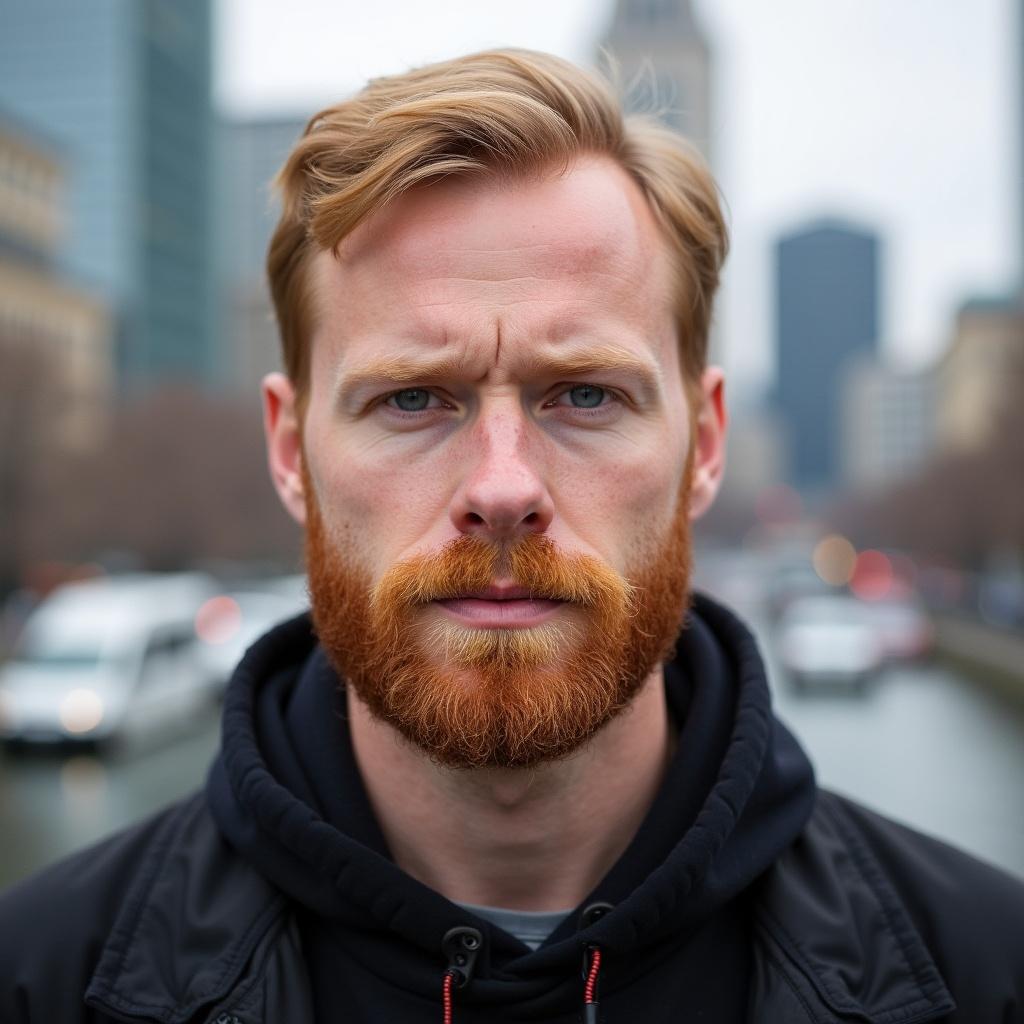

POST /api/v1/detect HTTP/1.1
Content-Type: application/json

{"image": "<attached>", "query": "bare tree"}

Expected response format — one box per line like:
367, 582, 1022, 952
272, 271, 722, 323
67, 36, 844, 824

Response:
0, 334, 60, 587
7, 382, 301, 584
830, 325, 1024, 571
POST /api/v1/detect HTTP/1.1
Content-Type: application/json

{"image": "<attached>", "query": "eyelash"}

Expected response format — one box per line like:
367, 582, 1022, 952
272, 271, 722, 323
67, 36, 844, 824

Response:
380, 385, 622, 419
381, 389, 449, 416
548, 386, 621, 417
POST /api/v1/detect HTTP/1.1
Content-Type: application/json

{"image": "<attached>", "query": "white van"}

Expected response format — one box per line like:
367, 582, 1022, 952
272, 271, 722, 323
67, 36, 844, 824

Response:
0, 573, 217, 745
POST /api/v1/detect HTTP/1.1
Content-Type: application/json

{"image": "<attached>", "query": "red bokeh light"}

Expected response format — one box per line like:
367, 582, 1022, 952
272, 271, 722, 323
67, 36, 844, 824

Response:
195, 595, 242, 645
850, 550, 894, 601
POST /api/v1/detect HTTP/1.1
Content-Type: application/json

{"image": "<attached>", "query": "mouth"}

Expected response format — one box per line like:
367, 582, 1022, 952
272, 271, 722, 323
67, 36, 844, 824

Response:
432, 582, 566, 628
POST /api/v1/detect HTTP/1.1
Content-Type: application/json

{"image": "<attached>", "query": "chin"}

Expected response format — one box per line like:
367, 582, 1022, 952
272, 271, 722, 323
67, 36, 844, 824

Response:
416, 615, 583, 674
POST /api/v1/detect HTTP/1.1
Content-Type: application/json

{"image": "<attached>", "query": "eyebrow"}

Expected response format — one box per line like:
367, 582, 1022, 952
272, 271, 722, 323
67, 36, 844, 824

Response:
336, 343, 663, 410
519, 344, 662, 387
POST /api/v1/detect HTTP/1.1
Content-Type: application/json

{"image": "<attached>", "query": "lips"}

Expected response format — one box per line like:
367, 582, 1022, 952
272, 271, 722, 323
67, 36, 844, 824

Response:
432, 584, 566, 628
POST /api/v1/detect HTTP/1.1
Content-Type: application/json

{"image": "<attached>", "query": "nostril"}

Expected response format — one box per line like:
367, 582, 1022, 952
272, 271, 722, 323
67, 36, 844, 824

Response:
466, 512, 485, 525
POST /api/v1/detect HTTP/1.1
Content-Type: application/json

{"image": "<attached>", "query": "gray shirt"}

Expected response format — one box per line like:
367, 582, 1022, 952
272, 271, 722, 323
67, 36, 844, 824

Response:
457, 901, 573, 951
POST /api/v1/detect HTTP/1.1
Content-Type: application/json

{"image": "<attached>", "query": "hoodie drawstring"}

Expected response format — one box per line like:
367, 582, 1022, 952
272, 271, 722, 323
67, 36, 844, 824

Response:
441, 926, 482, 1023
439, 903, 614, 1022
579, 901, 613, 1023
583, 945, 603, 1023
441, 970, 455, 1024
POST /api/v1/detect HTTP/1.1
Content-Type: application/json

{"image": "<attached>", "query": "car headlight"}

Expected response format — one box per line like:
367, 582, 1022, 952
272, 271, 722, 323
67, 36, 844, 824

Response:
59, 689, 105, 735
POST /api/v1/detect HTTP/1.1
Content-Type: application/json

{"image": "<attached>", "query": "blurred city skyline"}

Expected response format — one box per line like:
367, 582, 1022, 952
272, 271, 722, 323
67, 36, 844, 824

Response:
216, 0, 1021, 404
2, 0, 1021, 583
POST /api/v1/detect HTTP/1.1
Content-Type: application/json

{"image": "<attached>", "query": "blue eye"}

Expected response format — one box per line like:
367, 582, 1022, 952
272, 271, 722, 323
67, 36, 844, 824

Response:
389, 389, 431, 412
568, 384, 606, 408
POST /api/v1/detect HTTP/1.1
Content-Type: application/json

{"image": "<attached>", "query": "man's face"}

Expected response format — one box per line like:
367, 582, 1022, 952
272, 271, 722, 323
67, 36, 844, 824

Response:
264, 156, 726, 768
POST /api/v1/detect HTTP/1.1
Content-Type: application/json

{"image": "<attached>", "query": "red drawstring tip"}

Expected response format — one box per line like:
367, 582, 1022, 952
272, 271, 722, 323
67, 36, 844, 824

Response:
442, 969, 455, 1024
583, 945, 602, 1022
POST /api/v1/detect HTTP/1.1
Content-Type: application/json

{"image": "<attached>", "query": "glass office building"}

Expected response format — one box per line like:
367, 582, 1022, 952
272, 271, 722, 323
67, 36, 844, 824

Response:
774, 220, 881, 490
0, 0, 215, 388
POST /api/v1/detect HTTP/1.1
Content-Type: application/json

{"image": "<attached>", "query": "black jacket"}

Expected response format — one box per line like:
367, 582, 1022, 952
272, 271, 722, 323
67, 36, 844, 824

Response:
2, 595, 1023, 1022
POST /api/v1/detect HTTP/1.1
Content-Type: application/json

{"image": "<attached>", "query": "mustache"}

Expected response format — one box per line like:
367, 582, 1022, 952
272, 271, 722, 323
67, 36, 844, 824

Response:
370, 533, 637, 612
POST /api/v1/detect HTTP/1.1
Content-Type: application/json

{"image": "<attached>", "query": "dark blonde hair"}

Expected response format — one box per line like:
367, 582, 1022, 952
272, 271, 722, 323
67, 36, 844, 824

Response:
267, 48, 728, 407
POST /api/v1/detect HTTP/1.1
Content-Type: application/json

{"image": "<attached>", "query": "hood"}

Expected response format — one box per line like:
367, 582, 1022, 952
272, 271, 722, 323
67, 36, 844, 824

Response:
206, 592, 816, 1016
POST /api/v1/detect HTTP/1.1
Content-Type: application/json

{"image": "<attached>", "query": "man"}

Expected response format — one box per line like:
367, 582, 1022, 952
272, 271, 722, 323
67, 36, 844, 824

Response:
2, 48, 1023, 1023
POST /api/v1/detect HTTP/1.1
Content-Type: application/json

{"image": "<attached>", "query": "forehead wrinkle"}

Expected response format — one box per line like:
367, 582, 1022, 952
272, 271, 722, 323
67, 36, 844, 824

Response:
341, 186, 653, 293
397, 261, 659, 335
412, 235, 634, 273
339, 164, 645, 270
379, 234, 645, 294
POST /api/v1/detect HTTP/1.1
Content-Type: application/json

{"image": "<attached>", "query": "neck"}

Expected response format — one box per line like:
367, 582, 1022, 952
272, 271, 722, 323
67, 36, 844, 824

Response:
347, 669, 673, 912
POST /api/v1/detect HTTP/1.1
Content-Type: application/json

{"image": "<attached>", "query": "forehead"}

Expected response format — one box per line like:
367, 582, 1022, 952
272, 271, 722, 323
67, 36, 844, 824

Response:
309, 156, 677, 372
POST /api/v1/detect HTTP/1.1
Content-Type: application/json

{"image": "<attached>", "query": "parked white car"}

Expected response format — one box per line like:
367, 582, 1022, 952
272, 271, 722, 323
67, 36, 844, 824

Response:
0, 573, 217, 745
776, 595, 885, 692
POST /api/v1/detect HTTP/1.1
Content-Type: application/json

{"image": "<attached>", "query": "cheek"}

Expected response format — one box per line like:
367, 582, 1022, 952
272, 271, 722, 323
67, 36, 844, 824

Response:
555, 439, 688, 573
622, 463, 687, 566
304, 420, 454, 571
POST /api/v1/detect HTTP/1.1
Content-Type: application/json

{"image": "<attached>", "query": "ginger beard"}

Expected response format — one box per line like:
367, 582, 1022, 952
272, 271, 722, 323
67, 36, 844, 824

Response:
304, 457, 694, 771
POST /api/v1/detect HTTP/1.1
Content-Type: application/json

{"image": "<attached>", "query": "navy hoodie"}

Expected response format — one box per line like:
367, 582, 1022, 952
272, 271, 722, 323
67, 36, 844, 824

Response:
205, 593, 817, 1022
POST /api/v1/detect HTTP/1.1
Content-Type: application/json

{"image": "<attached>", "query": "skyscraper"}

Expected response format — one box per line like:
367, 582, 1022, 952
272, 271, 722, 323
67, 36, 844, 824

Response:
774, 219, 881, 491
0, 110, 113, 448
600, 0, 712, 161
0, 0, 215, 389
216, 115, 306, 396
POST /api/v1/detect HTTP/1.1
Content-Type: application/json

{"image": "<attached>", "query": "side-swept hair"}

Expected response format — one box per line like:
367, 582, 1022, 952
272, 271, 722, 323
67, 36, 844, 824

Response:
267, 48, 728, 406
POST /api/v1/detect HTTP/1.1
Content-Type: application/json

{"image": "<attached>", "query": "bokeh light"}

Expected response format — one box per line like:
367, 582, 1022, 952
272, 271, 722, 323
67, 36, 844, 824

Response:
59, 689, 105, 735
195, 595, 242, 645
850, 549, 894, 601
812, 534, 858, 586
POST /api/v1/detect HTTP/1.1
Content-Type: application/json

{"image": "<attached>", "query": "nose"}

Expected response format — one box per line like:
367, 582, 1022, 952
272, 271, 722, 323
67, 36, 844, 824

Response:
449, 409, 554, 541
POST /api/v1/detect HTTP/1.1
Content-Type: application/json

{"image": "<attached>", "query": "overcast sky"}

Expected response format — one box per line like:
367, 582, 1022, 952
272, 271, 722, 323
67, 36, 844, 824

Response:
215, 0, 1020, 402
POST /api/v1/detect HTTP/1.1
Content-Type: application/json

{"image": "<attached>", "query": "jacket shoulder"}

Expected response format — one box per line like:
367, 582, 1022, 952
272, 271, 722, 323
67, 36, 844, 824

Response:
822, 789, 1024, 1019
0, 790, 204, 1023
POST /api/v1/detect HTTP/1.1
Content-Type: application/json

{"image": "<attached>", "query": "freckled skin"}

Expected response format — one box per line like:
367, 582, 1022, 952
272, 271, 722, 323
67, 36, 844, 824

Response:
298, 157, 694, 586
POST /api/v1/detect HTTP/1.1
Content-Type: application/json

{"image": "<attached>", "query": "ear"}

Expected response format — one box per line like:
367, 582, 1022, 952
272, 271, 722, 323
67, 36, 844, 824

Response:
689, 366, 727, 521
262, 372, 307, 526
